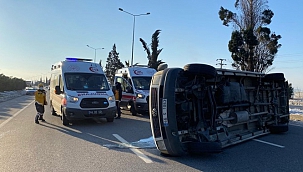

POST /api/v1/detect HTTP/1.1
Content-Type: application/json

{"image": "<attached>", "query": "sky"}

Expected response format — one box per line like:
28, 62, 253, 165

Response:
0, 0, 302, 90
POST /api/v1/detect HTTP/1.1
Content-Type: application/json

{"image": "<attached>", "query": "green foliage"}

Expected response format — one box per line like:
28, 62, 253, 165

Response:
218, 7, 235, 27
125, 60, 130, 67
219, 0, 282, 72
104, 44, 124, 83
0, 74, 26, 92
140, 30, 165, 70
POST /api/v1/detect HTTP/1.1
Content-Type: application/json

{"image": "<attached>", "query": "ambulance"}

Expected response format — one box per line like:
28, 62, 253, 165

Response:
49, 58, 116, 125
114, 65, 157, 116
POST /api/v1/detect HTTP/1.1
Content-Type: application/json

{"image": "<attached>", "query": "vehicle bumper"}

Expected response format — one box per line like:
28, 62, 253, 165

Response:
134, 102, 149, 112
63, 106, 116, 120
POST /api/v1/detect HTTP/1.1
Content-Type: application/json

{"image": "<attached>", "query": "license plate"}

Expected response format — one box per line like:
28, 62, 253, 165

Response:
88, 110, 103, 115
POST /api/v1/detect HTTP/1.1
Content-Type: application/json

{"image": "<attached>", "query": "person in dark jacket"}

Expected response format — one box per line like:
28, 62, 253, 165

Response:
114, 82, 122, 119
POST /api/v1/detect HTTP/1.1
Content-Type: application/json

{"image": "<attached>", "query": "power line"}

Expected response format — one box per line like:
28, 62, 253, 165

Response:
216, 59, 227, 69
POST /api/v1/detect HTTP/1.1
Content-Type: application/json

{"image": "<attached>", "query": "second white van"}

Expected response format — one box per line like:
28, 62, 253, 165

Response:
114, 65, 157, 116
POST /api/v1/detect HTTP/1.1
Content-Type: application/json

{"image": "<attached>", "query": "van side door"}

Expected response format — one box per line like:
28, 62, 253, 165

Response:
115, 76, 135, 107
52, 74, 64, 115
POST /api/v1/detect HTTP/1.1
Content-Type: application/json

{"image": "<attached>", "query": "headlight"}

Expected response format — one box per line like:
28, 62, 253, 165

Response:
108, 96, 115, 102
136, 93, 145, 99
66, 95, 79, 103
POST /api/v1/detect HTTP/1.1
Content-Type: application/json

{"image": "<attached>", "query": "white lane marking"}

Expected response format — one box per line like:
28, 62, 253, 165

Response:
253, 139, 285, 148
113, 134, 153, 163
0, 100, 35, 129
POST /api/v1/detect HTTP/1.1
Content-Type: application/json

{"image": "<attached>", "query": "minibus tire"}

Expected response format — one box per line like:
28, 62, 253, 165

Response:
130, 104, 137, 116
264, 73, 285, 81
183, 63, 217, 79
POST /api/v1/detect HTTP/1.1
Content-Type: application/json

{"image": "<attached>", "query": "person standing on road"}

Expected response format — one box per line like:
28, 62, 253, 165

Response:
114, 82, 122, 119
34, 83, 47, 124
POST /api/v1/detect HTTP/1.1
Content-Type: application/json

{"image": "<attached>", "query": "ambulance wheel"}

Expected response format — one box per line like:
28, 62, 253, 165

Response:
50, 105, 56, 116
130, 103, 137, 116
183, 63, 217, 79
106, 117, 114, 122
62, 112, 69, 126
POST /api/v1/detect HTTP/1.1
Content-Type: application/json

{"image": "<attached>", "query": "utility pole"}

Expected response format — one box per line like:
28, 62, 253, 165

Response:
216, 59, 226, 69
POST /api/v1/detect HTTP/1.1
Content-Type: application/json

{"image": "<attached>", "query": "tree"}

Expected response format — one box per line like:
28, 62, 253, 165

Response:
139, 30, 165, 70
288, 83, 294, 99
219, 0, 281, 72
125, 60, 130, 67
0, 74, 26, 92
104, 44, 124, 83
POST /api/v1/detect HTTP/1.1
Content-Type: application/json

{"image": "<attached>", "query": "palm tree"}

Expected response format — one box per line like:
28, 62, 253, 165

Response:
139, 30, 164, 70
125, 60, 130, 67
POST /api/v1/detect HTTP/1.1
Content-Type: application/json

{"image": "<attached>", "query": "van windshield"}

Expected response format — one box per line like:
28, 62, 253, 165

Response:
132, 77, 152, 90
65, 73, 110, 91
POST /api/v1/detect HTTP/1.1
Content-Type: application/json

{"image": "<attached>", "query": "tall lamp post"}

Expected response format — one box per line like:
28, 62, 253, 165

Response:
86, 45, 104, 62
119, 8, 150, 66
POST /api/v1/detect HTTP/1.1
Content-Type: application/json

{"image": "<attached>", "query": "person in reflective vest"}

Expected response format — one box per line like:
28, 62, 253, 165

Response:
34, 83, 47, 124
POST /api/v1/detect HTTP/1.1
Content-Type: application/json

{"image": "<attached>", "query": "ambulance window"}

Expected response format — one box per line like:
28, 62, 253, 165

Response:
132, 77, 152, 90
51, 74, 59, 88
116, 77, 131, 92
59, 75, 64, 91
64, 73, 109, 91
50, 74, 56, 88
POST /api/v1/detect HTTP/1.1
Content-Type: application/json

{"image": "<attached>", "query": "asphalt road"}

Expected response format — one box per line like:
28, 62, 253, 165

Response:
1, 95, 303, 172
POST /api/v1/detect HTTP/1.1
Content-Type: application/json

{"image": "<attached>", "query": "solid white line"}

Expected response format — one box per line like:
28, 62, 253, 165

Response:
113, 134, 153, 163
0, 100, 34, 129
253, 139, 285, 148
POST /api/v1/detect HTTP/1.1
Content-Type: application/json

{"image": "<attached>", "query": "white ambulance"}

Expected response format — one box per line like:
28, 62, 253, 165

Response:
49, 58, 116, 125
114, 65, 157, 116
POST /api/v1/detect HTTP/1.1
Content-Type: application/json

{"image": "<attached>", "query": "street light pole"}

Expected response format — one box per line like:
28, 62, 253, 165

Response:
131, 15, 136, 67
86, 45, 104, 62
119, 8, 150, 66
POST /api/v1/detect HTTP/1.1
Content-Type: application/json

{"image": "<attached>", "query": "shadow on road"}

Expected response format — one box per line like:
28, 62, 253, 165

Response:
38, 111, 165, 164
0, 95, 34, 120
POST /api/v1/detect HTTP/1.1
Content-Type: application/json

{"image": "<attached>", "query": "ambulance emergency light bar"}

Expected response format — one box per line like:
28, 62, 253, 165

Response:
65, 57, 93, 62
